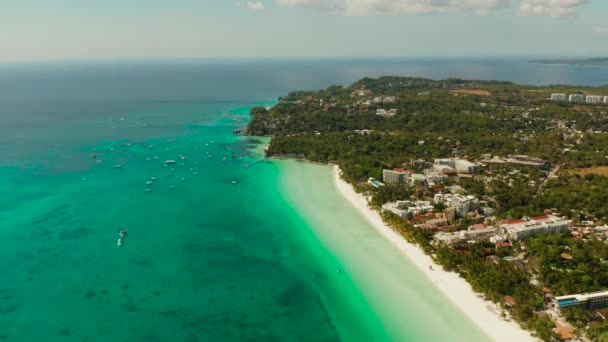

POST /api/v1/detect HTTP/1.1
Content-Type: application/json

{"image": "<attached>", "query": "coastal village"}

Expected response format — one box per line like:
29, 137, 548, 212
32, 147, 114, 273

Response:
375, 156, 604, 341
247, 76, 608, 341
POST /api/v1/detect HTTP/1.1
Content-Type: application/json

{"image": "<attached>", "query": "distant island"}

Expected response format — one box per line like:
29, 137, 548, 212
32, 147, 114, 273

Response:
531, 57, 608, 67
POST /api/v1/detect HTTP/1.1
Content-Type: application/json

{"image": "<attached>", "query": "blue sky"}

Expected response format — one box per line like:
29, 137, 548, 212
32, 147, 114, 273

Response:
1, 0, 606, 62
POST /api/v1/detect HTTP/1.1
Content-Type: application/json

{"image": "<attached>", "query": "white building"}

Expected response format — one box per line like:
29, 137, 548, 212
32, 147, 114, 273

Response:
434, 227, 498, 246
604, 96, 608, 104
500, 215, 571, 241
569, 94, 584, 102
434, 193, 479, 217
382, 169, 409, 184
550, 93, 567, 101
374, 96, 396, 104
433, 158, 481, 174
377, 109, 397, 117
382, 200, 434, 217
424, 169, 446, 184
586, 95, 603, 104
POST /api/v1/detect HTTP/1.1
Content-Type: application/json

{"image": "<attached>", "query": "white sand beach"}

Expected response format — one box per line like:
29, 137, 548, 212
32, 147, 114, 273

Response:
332, 166, 536, 342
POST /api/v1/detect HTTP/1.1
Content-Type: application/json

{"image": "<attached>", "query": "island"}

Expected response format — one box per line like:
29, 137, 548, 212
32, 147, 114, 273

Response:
531, 57, 608, 67
247, 76, 608, 341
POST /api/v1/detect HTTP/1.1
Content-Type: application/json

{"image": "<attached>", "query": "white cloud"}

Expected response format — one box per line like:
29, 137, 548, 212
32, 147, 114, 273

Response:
275, 0, 512, 16
593, 26, 608, 36
518, 0, 587, 18
246, 1, 266, 11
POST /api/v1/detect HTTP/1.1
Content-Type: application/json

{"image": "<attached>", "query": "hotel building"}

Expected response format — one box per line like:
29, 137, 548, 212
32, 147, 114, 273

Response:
434, 193, 479, 217
586, 95, 603, 104
382, 168, 410, 185
569, 94, 584, 103
550, 93, 567, 101
500, 215, 571, 241
556, 291, 608, 311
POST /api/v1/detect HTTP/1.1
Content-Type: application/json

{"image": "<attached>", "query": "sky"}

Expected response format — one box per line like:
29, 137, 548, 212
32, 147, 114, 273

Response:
0, 0, 607, 62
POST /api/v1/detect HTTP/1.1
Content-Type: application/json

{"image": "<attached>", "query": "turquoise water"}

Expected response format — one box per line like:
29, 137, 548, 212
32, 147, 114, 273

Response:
0, 103, 344, 341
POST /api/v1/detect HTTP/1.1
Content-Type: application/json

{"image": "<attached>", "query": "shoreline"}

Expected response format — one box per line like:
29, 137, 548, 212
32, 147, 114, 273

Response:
331, 165, 536, 342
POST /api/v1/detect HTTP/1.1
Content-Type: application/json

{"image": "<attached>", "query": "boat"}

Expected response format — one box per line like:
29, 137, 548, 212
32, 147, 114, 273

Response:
164, 160, 177, 165
114, 165, 122, 169
336, 268, 342, 274
144, 188, 152, 192
150, 177, 157, 181
180, 177, 187, 181
146, 181, 153, 185
119, 230, 127, 238
117, 238, 123, 247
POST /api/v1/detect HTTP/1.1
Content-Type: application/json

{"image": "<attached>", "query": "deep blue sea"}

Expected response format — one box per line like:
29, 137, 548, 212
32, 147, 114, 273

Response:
0, 58, 606, 342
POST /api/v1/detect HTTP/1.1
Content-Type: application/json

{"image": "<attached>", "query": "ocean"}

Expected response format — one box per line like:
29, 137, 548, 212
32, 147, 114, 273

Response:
0, 59, 606, 342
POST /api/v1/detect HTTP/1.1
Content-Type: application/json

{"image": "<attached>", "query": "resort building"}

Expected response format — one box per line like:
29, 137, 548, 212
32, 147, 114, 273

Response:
424, 169, 447, 184
409, 174, 427, 186
433, 158, 481, 174
376, 109, 397, 117
569, 94, 584, 102
374, 96, 396, 104
550, 93, 567, 101
434, 193, 479, 217
586, 95, 603, 104
382, 200, 434, 217
382, 168, 410, 185
507, 155, 550, 169
555, 291, 608, 311
500, 215, 571, 241
433, 226, 498, 246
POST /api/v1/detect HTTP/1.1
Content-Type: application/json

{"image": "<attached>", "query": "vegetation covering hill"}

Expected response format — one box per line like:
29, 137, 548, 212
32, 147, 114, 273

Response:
531, 57, 608, 67
247, 76, 608, 341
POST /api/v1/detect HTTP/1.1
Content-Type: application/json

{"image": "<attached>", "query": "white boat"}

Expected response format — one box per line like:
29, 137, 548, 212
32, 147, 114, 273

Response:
164, 160, 177, 165
117, 238, 123, 247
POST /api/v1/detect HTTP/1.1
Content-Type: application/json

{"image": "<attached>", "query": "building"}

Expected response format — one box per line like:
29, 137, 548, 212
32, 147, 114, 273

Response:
569, 94, 585, 102
434, 193, 479, 217
382, 200, 434, 217
433, 226, 497, 246
604, 96, 608, 104
382, 168, 410, 184
500, 215, 571, 241
424, 169, 446, 184
409, 173, 427, 186
433, 158, 481, 174
374, 96, 396, 104
376, 108, 397, 117
556, 291, 608, 311
481, 207, 495, 217
550, 93, 567, 101
586, 95, 603, 104
506, 155, 549, 169
354, 129, 374, 135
